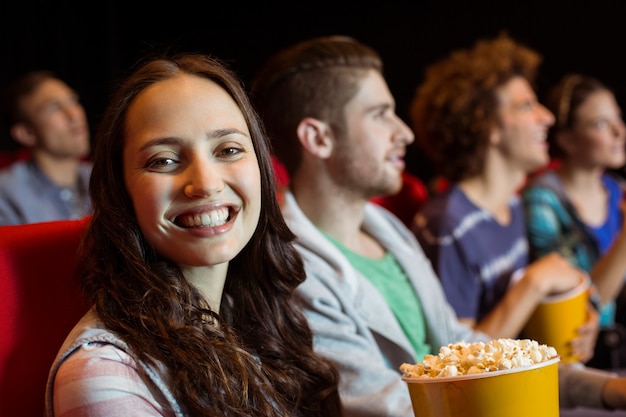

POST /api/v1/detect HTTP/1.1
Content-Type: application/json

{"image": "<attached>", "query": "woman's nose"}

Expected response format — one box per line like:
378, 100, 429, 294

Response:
613, 119, 626, 139
184, 161, 225, 198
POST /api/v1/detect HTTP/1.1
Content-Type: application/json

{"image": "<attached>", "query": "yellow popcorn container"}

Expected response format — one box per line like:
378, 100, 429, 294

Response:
403, 356, 560, 417
521, 276, 590, 362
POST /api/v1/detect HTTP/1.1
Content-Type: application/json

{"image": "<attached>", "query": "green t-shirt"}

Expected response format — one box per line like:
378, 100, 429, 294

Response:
324, 233, 431, 360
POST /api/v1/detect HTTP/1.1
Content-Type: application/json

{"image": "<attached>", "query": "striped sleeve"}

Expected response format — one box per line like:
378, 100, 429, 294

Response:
51, 342, 174, 417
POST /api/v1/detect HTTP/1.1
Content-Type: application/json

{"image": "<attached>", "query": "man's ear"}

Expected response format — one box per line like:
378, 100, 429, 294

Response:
489, 125, 501, 146
296, 117, 333, 158
10, 123, 37, 147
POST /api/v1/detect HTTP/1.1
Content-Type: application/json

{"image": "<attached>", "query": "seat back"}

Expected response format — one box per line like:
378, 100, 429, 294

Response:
0, 148, 31, 169
0, 217, 90, 417
371, 171, 430, 227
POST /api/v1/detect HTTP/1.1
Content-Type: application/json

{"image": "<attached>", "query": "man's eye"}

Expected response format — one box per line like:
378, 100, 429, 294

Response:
42, 102, 62, 113
519, 101, 534, 111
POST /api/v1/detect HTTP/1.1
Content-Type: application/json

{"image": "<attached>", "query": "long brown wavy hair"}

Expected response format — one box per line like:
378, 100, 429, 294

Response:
80, 53, 342, 417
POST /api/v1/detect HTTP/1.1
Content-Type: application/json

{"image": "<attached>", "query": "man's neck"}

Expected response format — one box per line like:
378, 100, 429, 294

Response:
290, 173, 384, 258
458, 164, 524, 225
33, 152, 80, 188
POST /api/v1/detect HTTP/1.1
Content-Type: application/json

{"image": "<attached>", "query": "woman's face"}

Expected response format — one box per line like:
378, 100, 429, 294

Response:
566, 89, 626, 169
123, 73, 261, 271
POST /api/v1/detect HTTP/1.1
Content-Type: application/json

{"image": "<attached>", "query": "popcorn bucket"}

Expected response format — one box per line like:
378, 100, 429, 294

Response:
403, 356, 560, 417
521, 276, 590, 362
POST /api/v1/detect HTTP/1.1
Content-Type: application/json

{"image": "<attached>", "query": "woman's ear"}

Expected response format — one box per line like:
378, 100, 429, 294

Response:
296, 117, 333, 158
10, 123, 37, 147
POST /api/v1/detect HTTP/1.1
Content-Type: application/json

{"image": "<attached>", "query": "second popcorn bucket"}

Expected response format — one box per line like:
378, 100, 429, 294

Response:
520, 273, 590, 362
401, 339, 560, 417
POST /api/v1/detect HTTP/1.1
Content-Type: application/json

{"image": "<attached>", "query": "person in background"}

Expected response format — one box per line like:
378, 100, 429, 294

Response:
409, 27, 626, 394
252, 34, 626, 417
0, 70, 92, 225
409, 33, 598, 357
522, 74, 626, 368
45, 53, 342, 417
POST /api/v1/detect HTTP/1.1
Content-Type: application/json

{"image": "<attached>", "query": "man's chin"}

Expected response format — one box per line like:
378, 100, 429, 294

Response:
526, 158, 551, 174
382, 184, 403, 198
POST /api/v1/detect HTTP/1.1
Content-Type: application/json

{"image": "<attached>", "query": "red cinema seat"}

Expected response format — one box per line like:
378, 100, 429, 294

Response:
0, 217, 90, 417
371, 171, 430, 227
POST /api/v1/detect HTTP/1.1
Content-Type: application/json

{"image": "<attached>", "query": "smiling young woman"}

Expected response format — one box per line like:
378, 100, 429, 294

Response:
44, 53, 342, 417
523, 74, 626, 369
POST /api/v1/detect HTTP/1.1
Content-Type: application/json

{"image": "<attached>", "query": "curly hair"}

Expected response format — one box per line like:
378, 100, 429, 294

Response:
250, 35, 382, 178
410, 33, 542, 182
80, 53, 342, 417
543, 73, 608, 159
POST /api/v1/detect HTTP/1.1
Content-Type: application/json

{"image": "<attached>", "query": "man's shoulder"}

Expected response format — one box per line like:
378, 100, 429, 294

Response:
415, 186, 469, 229
0, 161, 30, 188
78, 160, 93, 169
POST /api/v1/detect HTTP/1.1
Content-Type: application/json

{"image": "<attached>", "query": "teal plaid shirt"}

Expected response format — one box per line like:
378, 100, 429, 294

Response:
522, 171, 624, 327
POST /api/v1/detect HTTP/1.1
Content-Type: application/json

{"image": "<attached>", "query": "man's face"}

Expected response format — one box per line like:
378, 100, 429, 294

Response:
328, 70, 414, 200
493, 76, 555, 173
18, 78, 90, 159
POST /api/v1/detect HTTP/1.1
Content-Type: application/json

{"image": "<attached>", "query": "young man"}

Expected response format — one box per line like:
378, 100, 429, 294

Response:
409, 33, 603, 353
0, 70, 92, 225
252, 35, 626, 417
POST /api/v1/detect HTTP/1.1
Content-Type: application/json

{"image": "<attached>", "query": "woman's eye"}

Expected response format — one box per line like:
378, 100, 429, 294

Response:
593, 120, 609, 130
218, 146, 243, 157
589, 119, 611, 130
146, 157, 177, 169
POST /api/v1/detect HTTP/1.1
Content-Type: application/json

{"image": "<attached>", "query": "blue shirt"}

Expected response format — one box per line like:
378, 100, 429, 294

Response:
0, 159, 92, 226
412, 185, 528, 322
588, 176, 622, 254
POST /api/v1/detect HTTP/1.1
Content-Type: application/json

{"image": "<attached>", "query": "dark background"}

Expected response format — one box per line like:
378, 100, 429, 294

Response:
1, 0, 624, 182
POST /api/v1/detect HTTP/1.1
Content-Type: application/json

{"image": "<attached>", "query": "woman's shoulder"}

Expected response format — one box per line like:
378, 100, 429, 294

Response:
602, 171, 626, 190
522, 171, 564, 202
49, 309, 176, 416
52, 337, 172, 417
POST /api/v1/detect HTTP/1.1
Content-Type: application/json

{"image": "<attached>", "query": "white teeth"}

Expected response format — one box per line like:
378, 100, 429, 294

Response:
177, 207, 229, 227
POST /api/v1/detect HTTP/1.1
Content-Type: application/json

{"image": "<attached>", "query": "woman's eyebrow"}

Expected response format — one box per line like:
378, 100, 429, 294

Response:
137, 128, 250, 152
